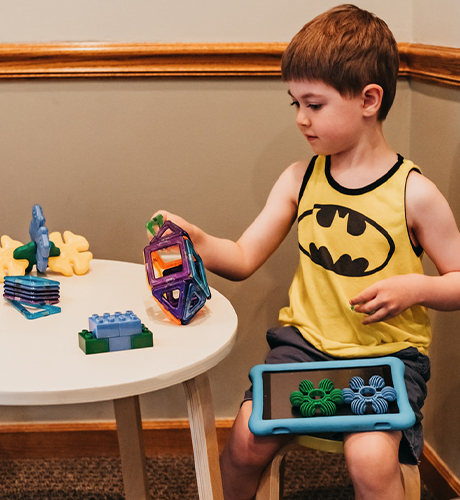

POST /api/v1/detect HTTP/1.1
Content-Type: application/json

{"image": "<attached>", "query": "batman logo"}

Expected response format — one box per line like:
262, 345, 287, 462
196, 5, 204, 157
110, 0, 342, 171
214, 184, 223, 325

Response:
298, 204, 395, 277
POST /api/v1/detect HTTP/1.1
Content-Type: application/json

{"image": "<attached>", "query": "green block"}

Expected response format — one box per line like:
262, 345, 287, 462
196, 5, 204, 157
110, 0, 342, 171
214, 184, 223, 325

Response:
146, 215, 164, 238
131, 325, 154, 349
78, 329, 109, 355
14, 241, 61, 273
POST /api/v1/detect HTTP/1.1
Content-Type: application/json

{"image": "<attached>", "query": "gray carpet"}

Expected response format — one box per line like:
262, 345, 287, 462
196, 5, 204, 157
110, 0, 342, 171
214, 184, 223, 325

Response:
0, 449, 437, 499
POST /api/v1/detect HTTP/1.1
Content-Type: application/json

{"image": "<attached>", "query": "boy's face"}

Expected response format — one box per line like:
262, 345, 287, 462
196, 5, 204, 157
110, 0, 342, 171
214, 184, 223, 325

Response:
287, 80, 366, 157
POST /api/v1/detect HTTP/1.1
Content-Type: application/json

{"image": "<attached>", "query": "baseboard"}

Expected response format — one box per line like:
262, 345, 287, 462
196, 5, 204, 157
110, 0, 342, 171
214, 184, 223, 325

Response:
420, 441, 460, 499
0, 420, 232, 459
0, 421, 458, 499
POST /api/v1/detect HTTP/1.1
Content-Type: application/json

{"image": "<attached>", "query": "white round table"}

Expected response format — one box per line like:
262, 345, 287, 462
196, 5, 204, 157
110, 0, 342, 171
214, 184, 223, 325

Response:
0, 259, 238, 500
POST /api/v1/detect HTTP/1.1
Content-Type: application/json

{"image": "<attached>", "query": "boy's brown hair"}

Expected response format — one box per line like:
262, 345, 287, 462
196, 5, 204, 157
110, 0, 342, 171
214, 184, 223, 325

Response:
281, 4, 399, 121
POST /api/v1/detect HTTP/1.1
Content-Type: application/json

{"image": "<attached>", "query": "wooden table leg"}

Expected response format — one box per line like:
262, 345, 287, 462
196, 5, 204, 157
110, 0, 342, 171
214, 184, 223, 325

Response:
113, 395, 151, 500
183, 373, 224, 500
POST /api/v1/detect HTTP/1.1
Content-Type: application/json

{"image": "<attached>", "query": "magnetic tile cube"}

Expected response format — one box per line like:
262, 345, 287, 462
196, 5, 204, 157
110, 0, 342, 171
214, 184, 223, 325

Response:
144, 220, 211, 325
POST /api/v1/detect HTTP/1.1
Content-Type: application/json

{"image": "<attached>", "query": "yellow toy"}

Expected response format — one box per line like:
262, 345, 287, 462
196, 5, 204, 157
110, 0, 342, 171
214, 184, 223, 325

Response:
0, 236, 29, 283
0, 205, 93, 282
48, 231, 93, 277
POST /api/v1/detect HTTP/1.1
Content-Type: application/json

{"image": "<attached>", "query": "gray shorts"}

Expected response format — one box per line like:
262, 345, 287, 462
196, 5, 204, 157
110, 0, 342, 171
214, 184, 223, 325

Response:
244, 325, 431, 465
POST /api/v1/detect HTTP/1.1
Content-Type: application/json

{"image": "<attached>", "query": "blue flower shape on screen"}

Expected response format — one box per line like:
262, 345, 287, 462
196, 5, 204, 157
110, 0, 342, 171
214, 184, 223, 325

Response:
342, 375, 397, 415
290, 379, 343, 417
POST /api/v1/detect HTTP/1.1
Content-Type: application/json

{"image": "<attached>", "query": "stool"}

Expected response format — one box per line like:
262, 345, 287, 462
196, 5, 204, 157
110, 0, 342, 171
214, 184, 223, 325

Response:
255, 434, 421, 500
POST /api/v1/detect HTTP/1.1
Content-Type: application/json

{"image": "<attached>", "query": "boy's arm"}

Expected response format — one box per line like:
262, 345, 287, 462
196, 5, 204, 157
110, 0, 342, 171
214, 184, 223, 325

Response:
351, 171, 460, 324
152, 161, 307, 281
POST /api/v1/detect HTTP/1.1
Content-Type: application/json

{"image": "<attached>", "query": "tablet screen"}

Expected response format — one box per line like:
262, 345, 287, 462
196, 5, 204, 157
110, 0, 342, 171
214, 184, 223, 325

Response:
262, 364, 398, 420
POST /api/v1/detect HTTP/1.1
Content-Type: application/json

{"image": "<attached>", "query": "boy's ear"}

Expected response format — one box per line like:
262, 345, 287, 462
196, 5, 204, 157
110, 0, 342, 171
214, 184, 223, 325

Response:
362, 84, 383, 118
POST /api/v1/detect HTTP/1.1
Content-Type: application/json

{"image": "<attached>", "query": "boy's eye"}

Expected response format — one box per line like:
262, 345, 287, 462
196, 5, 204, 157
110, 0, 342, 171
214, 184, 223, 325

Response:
308, 104, 322, 111
290, 101, 300, 108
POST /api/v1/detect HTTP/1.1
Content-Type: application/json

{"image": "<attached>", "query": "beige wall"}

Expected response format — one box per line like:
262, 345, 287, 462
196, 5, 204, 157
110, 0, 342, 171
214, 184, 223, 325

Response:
0, 0, 411, 43
408, 81, 460, 479
412, 0, 460, 48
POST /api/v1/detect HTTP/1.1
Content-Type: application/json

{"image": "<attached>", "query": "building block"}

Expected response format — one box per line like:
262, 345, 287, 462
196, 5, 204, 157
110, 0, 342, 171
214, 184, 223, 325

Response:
109, 335, 132, 352
88, 311, 142, 339
117, 311, 143, 337
89, 313, 120, 338
79, 312, 154, 354
144, 219, 211, 325
78, 330, 110, 354
131, 326, 154, 349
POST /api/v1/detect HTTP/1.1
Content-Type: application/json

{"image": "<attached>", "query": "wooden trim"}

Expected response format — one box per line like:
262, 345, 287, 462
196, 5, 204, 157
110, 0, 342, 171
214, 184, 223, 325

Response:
399, 42, 460, 88
0, 42, 459, 87
0, 42, 286, 79
0, 420, 233, 459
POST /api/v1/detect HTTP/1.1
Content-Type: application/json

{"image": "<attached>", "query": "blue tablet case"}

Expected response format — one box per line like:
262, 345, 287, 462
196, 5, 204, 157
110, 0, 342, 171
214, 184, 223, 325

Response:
248, 357, 415, 436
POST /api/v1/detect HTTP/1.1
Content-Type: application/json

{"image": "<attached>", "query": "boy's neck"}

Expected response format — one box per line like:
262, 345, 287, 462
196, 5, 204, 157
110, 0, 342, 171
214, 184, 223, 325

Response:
328, 123, 398, 189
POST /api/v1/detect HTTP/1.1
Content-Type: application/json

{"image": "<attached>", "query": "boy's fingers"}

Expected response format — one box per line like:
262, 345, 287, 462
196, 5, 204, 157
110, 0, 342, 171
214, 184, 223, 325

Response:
350, 285, 378, 307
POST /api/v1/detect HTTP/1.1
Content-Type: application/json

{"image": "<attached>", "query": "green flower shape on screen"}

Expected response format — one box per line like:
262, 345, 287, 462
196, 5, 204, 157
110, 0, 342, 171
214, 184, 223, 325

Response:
290, 379, 343, 417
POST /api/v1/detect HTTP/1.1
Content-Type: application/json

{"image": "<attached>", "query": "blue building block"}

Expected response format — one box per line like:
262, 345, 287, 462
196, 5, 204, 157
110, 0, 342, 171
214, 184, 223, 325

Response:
89, 311, 142, 339
89, 313, 121, 338
116, 311, 142, 337
109, 335, 132, 352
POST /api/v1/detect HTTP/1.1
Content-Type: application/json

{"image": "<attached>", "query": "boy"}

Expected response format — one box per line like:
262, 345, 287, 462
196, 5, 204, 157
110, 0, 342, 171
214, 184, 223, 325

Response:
153, 5, 460, 499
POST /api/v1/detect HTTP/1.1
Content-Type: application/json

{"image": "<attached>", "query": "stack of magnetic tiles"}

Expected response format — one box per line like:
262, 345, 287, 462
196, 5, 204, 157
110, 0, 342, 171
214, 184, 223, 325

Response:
3, 275, 61, 319
78, 311, 154, 355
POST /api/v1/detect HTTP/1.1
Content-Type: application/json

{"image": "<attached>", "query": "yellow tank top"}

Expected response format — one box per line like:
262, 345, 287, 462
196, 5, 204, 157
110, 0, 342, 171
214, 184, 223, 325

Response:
279, 155, 431, 358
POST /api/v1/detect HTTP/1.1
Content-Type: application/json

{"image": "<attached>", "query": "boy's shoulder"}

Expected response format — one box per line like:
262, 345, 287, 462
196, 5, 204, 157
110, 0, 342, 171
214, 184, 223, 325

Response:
406, 168, 441, 211
280, 159, 312, 185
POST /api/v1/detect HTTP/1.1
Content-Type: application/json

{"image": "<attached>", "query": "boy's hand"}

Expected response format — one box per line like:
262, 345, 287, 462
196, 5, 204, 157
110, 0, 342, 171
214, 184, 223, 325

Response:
147, 210, 192, 239
350, 274, 422, 324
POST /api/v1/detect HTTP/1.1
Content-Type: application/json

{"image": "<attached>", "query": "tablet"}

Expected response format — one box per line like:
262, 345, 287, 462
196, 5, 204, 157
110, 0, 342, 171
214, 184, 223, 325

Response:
248, 357, 415, 436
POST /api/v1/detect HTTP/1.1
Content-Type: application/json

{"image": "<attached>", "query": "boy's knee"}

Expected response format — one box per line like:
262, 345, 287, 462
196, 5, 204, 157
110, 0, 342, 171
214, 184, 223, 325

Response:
344, 431, 402, 488
222, 401, 289, 470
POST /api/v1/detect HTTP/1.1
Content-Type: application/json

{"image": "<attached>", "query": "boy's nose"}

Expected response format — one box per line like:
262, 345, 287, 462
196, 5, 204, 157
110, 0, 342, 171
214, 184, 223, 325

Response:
296, 110, 311, 128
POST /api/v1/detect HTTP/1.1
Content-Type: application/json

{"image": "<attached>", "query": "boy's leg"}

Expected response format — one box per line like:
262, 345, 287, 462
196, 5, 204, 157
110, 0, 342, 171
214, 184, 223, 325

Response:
344, 430, 405, 500
220, 400, 290, 500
